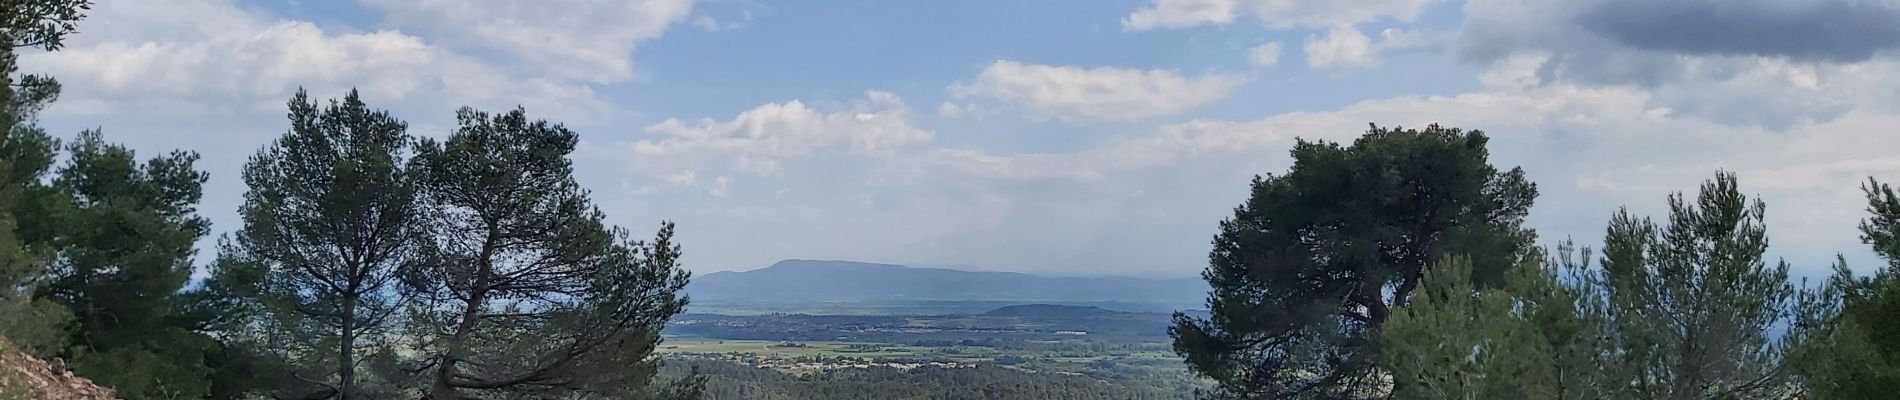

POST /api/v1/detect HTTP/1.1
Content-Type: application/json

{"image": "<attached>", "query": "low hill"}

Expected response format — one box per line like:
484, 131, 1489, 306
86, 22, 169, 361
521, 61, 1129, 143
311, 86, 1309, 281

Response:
983, 304, 1127, 317
688, 260, 1206, 308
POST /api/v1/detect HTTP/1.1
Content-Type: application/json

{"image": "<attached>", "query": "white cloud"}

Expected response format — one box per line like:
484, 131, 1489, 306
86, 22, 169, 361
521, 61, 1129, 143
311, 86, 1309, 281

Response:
662, 170, 699, 185
30, 0, 1897, 279
626, 90, 933, 178
884, 81, 1897, 274
1303, 26, 1431, 69
1378, 28, 1430, 50
19, 0, 660, 280
599, 76, 1900, 275
691, 9, 753, 32
948, 60, 1244, 122
1305, 26, 1377, 68
361, 0, 696, 83
937, 102, 967, 118
1125, 0, 1442, 30
707, 176, 731, 197
1249, 41, 1284, 66
1123, 0, 1239, 31
1456, 0, 1900, 128
22, 0, 608, 122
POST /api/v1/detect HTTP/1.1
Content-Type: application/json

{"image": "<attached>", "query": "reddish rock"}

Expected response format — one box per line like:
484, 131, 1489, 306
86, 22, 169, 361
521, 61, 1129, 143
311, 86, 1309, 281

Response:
0, 343, 115, 399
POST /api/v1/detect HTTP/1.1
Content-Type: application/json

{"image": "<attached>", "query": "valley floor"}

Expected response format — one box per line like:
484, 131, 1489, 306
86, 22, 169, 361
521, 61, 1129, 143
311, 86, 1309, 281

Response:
656, 305, 1208, 399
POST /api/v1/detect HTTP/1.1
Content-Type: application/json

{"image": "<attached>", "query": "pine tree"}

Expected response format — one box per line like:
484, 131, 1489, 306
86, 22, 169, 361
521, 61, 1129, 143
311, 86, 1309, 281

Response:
42, 130, 215, 399
218, 89, 421, 399
406, 107, 695, 399
1171, 124, 1538, 399
1381, 245, 1620, 400
1795, 178, 1900, 399
1381, 256, 1522, 399
0, 0, 89, 358
1600, 171, 1801, 399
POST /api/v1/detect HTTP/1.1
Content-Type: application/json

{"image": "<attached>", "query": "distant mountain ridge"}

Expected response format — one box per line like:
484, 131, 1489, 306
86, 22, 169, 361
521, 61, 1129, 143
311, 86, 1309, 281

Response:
688, 260, 1206, 307
983, 304, 1127, 317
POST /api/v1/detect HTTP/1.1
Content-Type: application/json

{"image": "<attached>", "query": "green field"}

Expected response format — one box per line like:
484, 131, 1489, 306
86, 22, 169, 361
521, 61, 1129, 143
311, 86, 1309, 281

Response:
658, 338, 1012, 362
661, 336, 1181, 365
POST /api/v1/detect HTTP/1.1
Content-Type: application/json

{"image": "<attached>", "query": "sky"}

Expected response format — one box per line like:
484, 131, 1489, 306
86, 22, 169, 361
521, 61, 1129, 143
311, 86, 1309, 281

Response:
20, 0, 1900, 278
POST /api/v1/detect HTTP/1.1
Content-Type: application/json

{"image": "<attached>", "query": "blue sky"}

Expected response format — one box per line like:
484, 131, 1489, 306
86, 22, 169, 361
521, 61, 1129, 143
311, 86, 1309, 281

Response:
22, 0, 1900, 278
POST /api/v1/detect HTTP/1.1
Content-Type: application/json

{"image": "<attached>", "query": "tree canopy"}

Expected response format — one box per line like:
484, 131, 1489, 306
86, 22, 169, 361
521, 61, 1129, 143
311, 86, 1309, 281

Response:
1596, 172, 1802, 399
218, 89, 422, 399
1171, 124, 1538, 399
1383, 172, 1814, 400
1796, 178, 1900, 399
405, 107, 695, 399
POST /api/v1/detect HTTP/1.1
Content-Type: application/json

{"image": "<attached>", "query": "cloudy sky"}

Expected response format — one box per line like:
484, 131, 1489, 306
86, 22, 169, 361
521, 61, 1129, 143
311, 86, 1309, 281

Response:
23, 0, 1900, 278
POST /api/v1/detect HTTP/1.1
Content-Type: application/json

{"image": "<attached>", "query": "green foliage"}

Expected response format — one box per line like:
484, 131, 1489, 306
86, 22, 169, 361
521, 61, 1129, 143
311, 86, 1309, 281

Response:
44, 130, 208, 342
0, 0, 86, 120
0, 6, 226, 394
406, 107, 692, 399
1381, 249, 1618, 400
0, 0, 80, 361
1796, 179, 1900, 399
1503, 245, 1621, 400
1382, 172, 1820, 400
662, 358, 1188, 400
0, 168, 68, 358
0, 0, 90, 51
1599, 172, 1801, 399
218, 88, 420, 399
40, 131, 215, 399
0, 2, 708, 398
1381, 256, 1518, 399
67, 330, 216, 399
1171, 124, 1538, 399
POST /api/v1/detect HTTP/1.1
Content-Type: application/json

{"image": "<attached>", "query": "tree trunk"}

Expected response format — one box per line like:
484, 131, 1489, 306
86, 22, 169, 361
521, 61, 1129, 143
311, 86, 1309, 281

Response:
429, 288, 486, 400
339, 294, 356, 399
429, 219, 501, 399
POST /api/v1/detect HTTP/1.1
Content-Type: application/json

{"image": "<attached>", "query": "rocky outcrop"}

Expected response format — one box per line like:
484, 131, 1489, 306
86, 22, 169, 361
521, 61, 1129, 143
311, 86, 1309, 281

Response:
0, 342, 115, 399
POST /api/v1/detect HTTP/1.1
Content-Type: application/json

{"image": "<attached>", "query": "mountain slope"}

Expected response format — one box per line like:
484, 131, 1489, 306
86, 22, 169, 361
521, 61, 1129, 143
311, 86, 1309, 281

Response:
688, 260, 1206, 306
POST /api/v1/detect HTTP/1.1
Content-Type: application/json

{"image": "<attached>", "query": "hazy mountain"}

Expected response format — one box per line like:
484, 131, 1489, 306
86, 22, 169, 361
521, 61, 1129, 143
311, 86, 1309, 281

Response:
983, 304, 1127, 317
688, 260, 1207, 307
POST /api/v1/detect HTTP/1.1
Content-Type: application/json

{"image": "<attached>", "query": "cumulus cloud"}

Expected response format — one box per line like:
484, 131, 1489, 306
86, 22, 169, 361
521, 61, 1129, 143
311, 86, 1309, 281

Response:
361, 0, 696, 83
1248, 41, 1283, 66
1123, 0, 1239, 30
692, 12, 752, 32
891, 82, 1900, 275
627, 90, 933, 177
938, 102, 967, 118
1459, 0, 1900, 128
601, 80, 1898, 275
18, 0, 672, 279
1305, 26, 1377, 68
948, 60, 1244, 122
22, 0, 607, 122
29, 0, 1898, 279
1124, 0, 1442, 30
1303, 26, 1429, 69
1577, 0, 1900, 63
